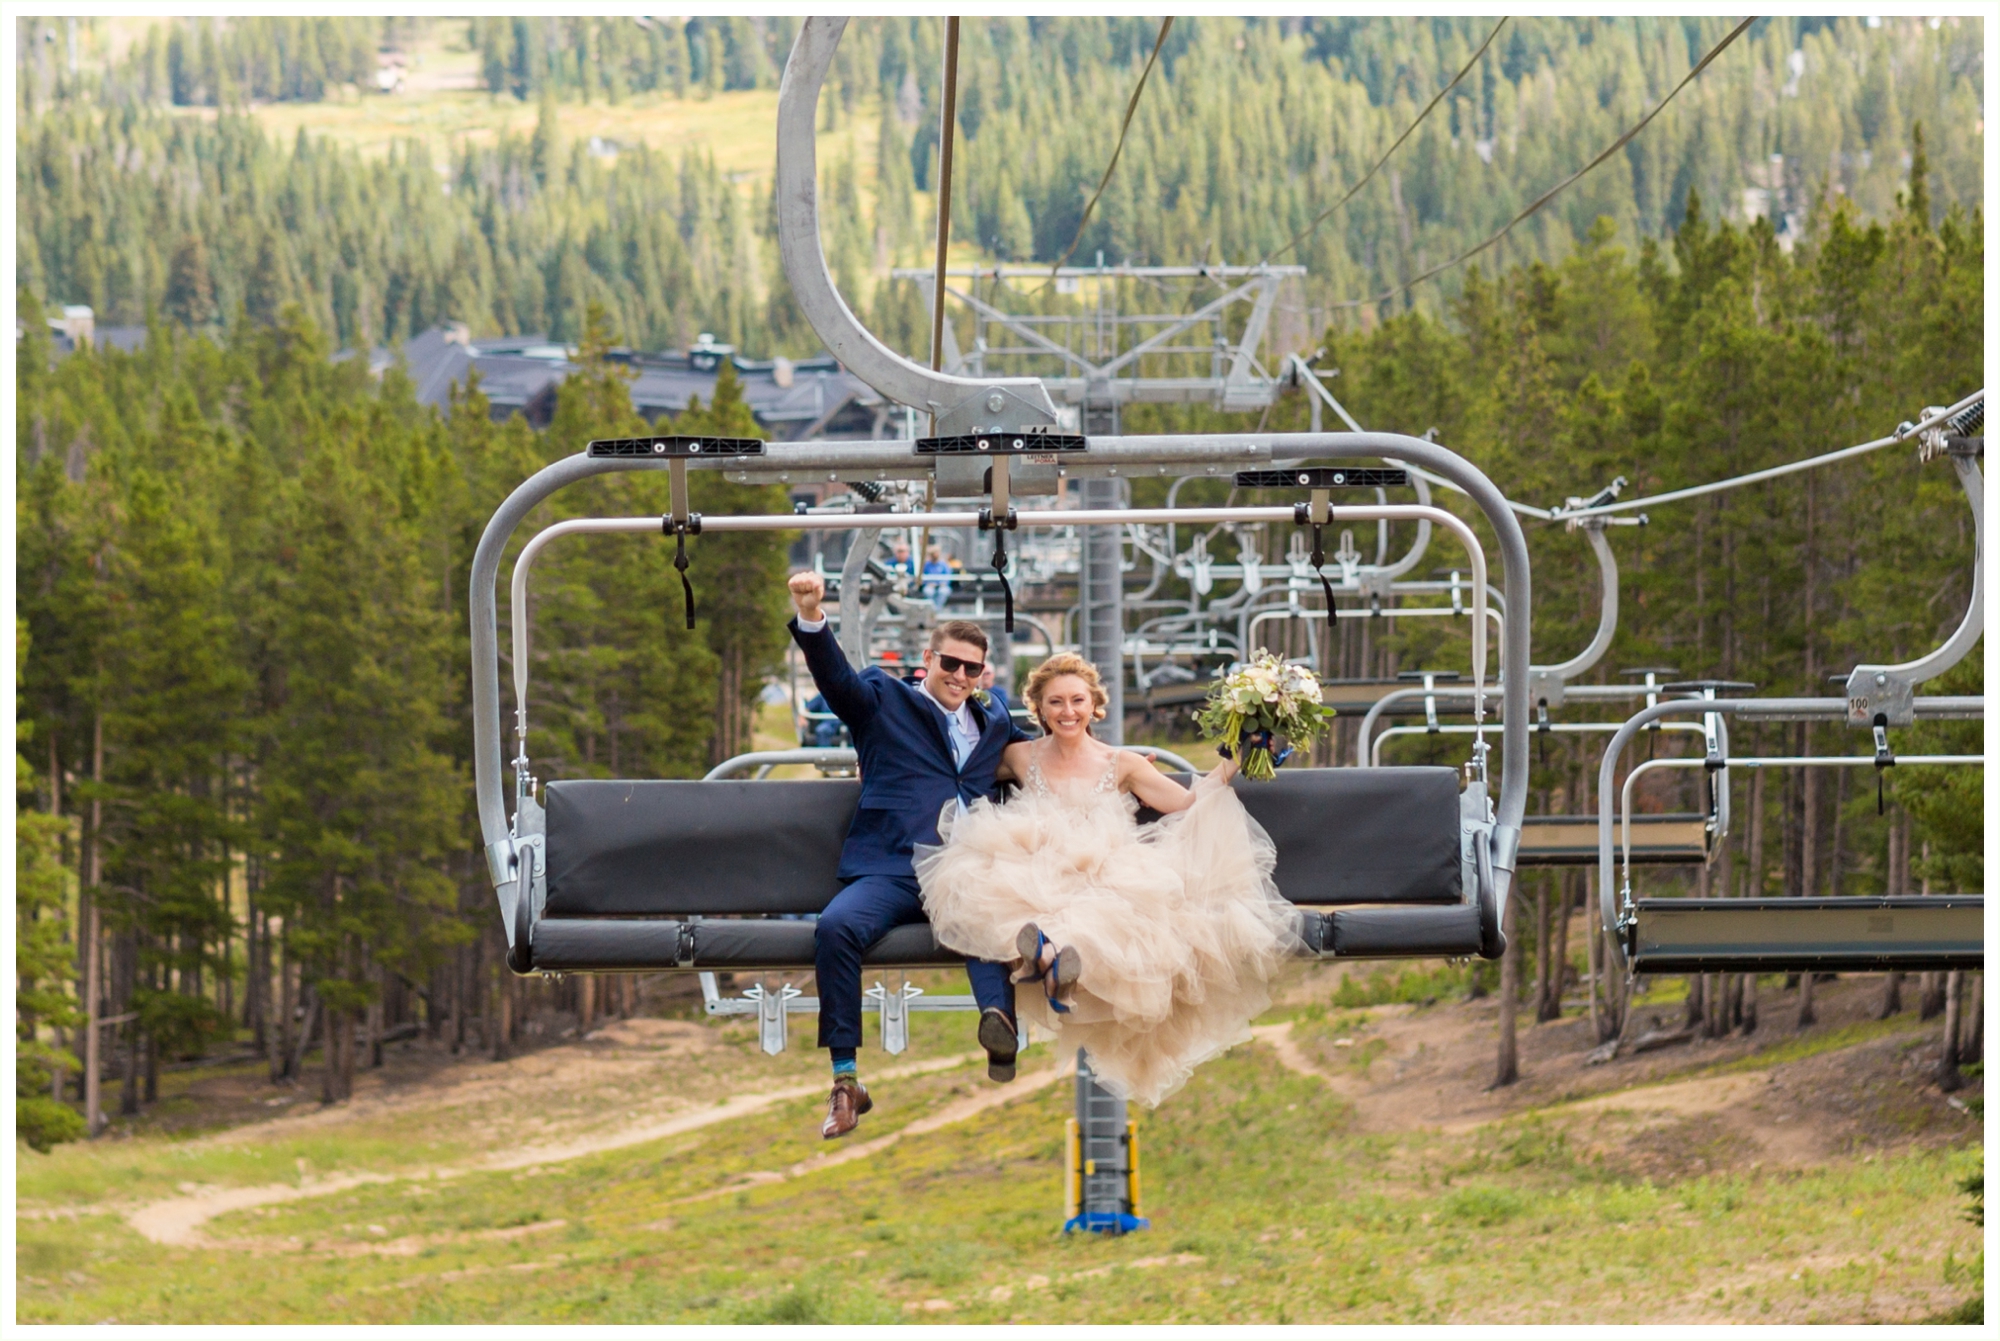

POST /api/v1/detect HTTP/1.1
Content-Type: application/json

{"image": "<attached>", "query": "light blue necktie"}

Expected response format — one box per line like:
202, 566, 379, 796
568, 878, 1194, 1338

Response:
940, 701, 974, 818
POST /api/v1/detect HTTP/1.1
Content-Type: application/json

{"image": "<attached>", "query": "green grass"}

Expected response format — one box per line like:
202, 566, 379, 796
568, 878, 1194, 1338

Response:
16, 1039, 1983, 1324
1698, 1013, 1934, 1077
1325, 960, 1483, 1009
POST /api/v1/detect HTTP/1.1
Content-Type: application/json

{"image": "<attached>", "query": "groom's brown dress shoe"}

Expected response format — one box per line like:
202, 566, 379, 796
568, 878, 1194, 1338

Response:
978, 1007, 1018, 1083
821, 1077, 873, 1139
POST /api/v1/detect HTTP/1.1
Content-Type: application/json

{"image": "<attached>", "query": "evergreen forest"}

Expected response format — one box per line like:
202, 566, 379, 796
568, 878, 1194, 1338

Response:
16, 16, 1985, 352
13, 15, 1985, 1144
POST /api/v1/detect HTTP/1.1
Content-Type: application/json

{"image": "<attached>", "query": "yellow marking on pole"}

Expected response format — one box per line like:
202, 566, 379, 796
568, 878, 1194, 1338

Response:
1127, 1120, 1142, 1218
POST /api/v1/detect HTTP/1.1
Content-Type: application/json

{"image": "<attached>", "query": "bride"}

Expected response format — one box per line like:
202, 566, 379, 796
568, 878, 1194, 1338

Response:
915, 653, 1300, 1106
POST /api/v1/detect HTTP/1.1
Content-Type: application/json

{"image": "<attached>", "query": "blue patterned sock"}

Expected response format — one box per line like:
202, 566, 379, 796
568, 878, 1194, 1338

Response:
831, 1049, 858, 1080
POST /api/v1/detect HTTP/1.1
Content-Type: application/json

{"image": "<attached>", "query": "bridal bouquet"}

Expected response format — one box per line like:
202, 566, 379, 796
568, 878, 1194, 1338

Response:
1193, 651, 1336, 781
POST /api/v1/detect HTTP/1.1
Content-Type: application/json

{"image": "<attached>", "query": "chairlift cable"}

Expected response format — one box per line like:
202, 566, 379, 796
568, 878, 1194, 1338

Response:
1557, 389, 1984, 520
1331, 16, 1756, 312
1263, 17, 1509, 265
1039, 17, 1176, 289
919, 18, 962, 574
927, 17, 962, 402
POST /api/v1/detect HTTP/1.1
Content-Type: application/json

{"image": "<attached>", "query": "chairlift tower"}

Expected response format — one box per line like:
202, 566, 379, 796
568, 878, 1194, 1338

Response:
1066, 1050, 1146, 1235
893, 261, 1308, 423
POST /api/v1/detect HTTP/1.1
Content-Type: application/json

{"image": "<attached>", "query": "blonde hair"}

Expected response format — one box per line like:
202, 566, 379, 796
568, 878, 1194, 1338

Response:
1023, 653, 1109, 726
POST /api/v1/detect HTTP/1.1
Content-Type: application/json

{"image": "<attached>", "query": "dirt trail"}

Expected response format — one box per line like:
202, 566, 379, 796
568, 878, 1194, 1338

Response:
676, 1054, 1078, 1206
125, 1049, 985, 1248
1258, 1020, 1774, 1129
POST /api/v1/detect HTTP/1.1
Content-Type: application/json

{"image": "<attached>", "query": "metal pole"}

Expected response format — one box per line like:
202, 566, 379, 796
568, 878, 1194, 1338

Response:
1069, 1049, 1142, 1234
1080, 477, 1127, 743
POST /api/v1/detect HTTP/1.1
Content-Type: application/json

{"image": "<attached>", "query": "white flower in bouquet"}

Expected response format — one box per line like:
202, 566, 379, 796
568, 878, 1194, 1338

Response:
1193, 650, 1338, 781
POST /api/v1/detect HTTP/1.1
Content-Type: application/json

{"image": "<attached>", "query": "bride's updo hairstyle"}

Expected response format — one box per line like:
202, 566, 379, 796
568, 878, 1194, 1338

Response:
1023, 653, 1109, 726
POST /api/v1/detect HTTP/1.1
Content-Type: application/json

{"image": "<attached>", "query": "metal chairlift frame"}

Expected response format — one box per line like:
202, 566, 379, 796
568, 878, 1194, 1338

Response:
1592, 695, 1984, 975
470, 16, 1535, 981
1353, 505, 1638, 755
1592, 415, 1983, 975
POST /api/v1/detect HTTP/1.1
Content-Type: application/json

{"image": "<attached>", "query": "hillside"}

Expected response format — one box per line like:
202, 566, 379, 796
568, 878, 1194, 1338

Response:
17, 16, 1985, 354
15, 968, 1983, 1324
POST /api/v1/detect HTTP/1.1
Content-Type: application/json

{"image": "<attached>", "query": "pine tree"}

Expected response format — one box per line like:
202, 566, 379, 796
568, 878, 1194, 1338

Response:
16, 622, 86, 1153
162, 234, 215, 329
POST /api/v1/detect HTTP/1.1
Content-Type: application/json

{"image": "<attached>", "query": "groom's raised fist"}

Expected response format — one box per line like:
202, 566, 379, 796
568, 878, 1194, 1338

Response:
788, 570, 826, 621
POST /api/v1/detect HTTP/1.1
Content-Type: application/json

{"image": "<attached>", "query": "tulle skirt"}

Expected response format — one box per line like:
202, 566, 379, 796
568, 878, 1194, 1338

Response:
914, 783, 1299, 1107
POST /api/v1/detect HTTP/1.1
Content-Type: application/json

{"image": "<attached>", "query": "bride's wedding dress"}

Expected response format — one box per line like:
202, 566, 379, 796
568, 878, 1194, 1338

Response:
915, 746, 1299, 1106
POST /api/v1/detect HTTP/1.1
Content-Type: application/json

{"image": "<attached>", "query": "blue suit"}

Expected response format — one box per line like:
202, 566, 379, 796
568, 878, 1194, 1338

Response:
790, 618, 1031, 1050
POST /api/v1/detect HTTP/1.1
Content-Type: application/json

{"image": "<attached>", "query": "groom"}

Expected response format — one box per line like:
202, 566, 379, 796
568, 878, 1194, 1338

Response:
787, 570, 1032, 1139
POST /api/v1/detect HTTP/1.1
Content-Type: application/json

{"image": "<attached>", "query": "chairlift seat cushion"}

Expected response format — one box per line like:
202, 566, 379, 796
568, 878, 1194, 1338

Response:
541, 766, 1463, 919
544, 779, 857, 917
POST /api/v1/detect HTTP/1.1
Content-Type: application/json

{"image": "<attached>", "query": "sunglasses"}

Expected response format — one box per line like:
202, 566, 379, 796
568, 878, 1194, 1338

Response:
932, 652, 985, 678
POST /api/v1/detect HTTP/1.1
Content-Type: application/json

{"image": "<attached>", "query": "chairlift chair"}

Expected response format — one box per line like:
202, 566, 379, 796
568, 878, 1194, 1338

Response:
1593, 413, 1984, 975
470, 15, 1544, 988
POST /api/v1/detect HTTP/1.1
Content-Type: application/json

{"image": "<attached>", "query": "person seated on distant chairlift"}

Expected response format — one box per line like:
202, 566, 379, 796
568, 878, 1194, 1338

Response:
922, 545, 953, 608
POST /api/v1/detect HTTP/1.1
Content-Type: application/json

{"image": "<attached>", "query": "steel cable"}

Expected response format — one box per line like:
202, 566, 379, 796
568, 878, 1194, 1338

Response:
1333, 16, 1757, 312
1264, 17, 1509, 265
1040, 17, 1176, 287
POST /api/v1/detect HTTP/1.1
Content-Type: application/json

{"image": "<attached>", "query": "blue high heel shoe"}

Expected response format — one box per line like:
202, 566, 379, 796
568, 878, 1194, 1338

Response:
1014, 922, 1080, 1015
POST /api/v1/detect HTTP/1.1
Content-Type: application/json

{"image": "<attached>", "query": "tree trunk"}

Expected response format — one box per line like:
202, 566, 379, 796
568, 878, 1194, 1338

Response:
1683, 972, 1706, 1031
83, 713, 105, 1135
341, 999, 358, 1097
323, 1003, 343, 1104
1960, 975, 1982, 1064
121, 1020, 141, 1116
1531, 877, 1554, 1023
1553, 867, 1577, 1018
453, 941, 470, 1055
291, 986, 319, 1083
366, 956, 384, 1070
1935, 970, 1964, 1092
1740, 766, 1765, 1035
1918, 843, 1944, 1020
491, 968, 511, 1062
1800, 736, 1832, 1032
273, 944, 293, 1082
1493, 894, 1521, 1087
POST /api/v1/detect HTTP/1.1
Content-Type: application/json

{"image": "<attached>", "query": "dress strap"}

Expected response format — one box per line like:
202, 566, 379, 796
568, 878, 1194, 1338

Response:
1093, 752, 1119, 795
1027, 741, 1052, 797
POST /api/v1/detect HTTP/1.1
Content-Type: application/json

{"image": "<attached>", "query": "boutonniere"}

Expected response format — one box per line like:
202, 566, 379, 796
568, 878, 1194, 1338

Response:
972, 689, 993, 710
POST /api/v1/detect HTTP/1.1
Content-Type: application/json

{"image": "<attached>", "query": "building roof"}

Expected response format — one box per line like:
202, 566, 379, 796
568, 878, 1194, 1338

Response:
28, 315, 902, 442
390, 326, 895, 439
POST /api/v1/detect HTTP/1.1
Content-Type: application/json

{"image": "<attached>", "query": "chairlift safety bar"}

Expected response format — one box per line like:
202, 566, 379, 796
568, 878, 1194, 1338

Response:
1614, 752, 1982, 896
508, 501, 1491, 776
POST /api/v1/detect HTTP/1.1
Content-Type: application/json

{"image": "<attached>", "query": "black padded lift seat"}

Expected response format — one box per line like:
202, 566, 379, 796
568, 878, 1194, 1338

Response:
532, 766, 1472, 970
543, 767, 1463, 916
1628, 895, 1984, 974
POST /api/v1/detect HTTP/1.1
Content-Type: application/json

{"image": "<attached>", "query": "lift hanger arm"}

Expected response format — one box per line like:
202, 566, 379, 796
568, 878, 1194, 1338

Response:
776, 17, 1056, 427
